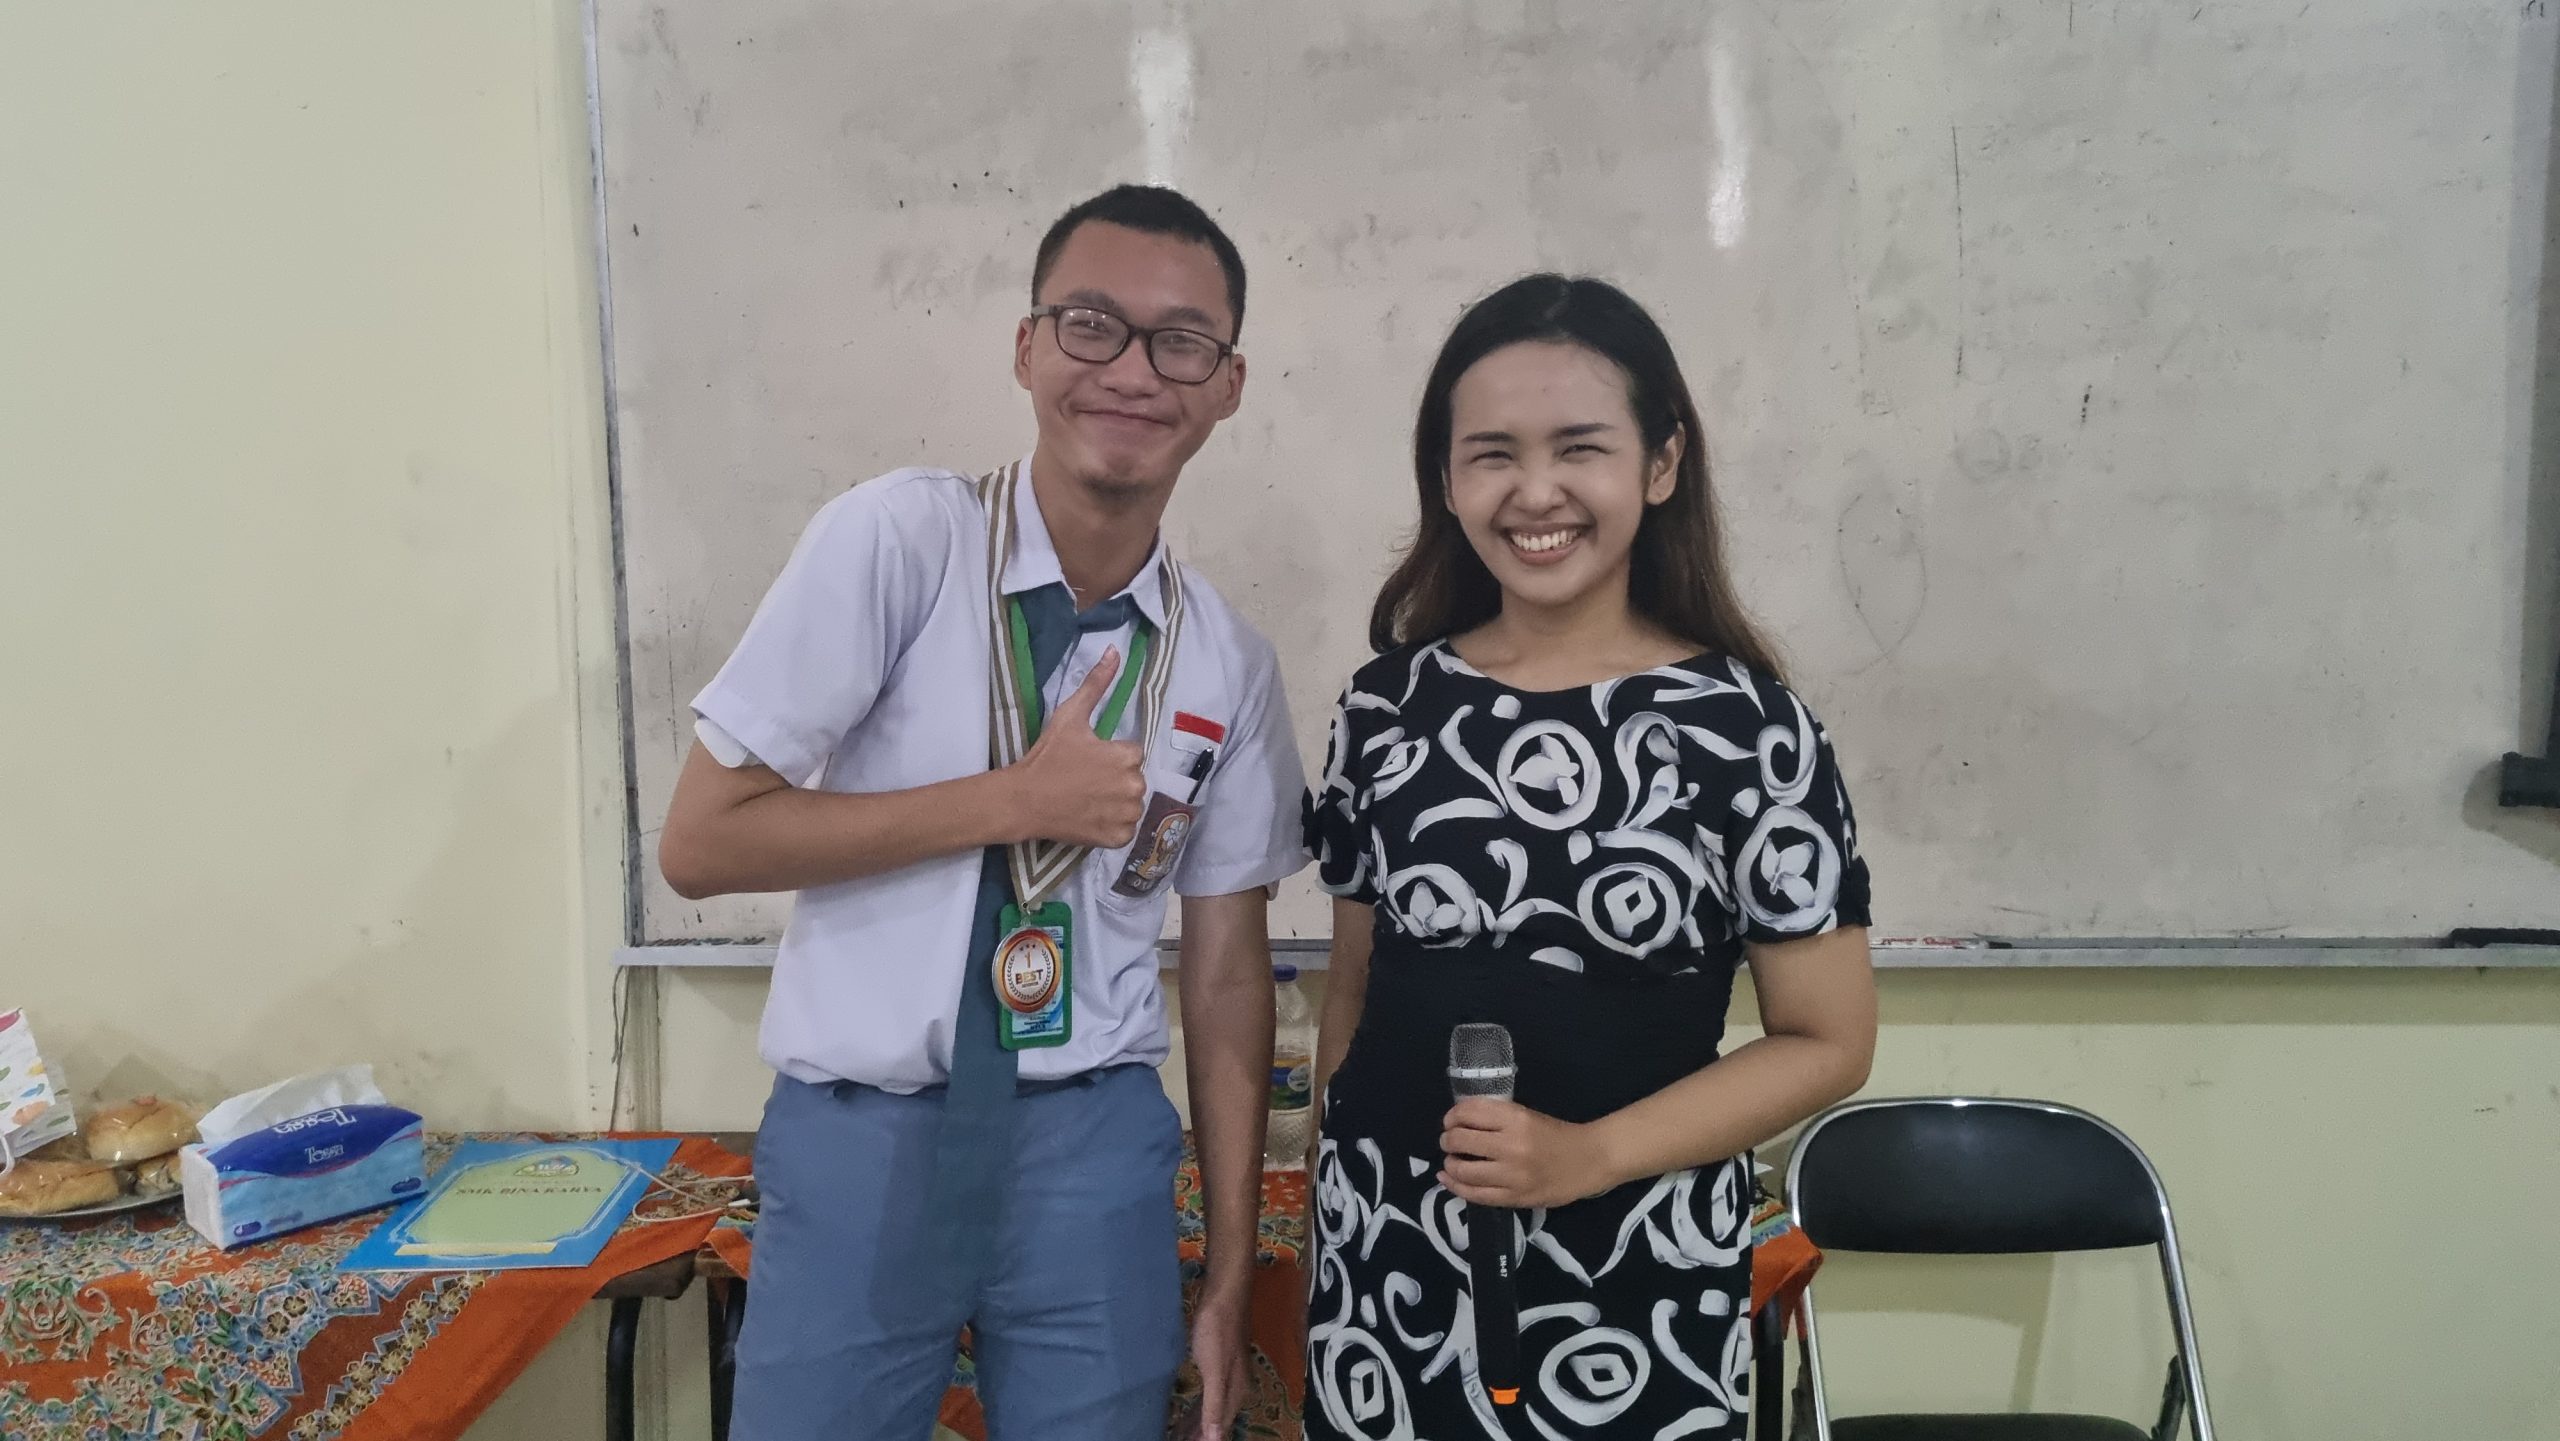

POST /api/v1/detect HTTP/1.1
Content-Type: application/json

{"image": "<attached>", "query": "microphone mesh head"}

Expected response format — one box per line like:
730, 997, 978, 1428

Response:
1449, 1023, 1516, 1098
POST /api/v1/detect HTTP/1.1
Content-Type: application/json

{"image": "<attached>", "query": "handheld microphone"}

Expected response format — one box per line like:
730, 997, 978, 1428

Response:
1449, 1022, 1522, 1408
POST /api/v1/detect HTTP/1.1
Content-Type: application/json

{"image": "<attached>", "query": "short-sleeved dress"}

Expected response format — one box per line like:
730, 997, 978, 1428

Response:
1300, 639, 1872, 1441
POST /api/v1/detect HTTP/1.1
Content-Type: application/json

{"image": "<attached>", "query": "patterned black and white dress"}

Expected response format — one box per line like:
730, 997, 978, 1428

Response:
1300, 639, 1872, 1441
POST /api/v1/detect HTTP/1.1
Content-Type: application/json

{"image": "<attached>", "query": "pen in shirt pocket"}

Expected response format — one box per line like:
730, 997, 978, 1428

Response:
1169, 712, 1225, 802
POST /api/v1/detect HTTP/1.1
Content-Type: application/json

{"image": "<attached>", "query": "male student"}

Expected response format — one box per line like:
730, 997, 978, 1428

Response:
658, 185, 1304, 1440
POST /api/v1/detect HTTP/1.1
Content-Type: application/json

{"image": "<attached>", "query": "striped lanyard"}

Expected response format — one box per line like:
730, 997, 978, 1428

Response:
978, 461, 1183, 906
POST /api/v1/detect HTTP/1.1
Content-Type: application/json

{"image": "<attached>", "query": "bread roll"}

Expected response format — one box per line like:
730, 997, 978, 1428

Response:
0, 1158, 123, 1216
24, 1134, 86, 1163
131, 1151, 183, 1197
85, 1096, 200, 1164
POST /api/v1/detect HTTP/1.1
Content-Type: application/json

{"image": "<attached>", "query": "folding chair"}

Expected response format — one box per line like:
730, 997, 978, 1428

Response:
1781, 1097, 2216, 1441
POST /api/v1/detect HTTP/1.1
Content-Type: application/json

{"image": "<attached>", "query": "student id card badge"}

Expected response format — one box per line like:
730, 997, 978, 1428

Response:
993, 900, 1073, 1050
1110, 712, 1226, 900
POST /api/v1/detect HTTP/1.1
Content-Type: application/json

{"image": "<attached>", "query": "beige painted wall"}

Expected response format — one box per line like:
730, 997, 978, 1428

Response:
6, 4, 2558, 1441
1, 3, 623, 1437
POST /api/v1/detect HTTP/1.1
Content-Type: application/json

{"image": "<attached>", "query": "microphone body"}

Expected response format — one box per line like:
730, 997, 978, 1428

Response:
1449, 1023, 1523, 1408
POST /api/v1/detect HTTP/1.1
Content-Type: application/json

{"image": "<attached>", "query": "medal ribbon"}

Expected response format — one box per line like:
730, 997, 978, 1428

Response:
977, 461, 1184, 906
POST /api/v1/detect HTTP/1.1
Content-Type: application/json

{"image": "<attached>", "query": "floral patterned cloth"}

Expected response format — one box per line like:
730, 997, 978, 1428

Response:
0, 1132, 748, 1441
1169, 1156, 1310, 1441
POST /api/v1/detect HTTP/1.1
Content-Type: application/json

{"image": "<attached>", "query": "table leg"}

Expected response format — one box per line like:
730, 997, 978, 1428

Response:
707, 1279, 742, 1441
1753, 1301, 1785, 1439
607, 1295, 642, 1441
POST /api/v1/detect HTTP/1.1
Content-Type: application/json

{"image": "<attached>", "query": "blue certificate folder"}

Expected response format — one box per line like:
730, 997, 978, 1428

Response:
340, 1137, 679, 1273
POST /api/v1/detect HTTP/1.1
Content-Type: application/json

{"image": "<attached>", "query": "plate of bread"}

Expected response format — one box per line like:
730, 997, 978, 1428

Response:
0, 1095, 200, 1222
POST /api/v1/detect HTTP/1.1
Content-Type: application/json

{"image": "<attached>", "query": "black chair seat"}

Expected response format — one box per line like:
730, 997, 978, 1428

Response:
1831, 1411, 2153, 1441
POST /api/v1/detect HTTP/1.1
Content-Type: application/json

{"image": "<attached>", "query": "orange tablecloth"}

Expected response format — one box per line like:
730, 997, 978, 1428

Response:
0, 1132, 748, 1441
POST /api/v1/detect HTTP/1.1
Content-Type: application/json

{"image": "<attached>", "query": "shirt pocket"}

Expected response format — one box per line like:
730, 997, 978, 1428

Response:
1098, 754, 1213, 914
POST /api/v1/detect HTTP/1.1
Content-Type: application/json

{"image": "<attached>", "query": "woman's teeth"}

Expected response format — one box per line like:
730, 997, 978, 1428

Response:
1507, 528, 1585, 554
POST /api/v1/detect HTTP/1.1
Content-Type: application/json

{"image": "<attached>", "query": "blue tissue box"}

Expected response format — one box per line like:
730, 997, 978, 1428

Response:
179, 1103, 428, 1248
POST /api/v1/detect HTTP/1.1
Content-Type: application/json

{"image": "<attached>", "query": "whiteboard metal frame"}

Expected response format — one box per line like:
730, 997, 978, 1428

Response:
613, 940, 2560, 971
584, 0, 648, 948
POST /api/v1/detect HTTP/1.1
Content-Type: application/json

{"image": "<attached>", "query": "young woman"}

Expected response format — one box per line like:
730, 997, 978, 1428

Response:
1302, 275, 1878, 1440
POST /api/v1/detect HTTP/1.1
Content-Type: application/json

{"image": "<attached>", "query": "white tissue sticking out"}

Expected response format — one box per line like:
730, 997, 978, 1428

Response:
198, 1064, 388, 1147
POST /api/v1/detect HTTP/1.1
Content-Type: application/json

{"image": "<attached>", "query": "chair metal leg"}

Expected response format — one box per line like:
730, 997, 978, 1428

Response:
605, 1296, 642, 1441
1798, 1287, 1834, 1441
2153, 1217, 2216, 1441
708, 1280, 742, 1441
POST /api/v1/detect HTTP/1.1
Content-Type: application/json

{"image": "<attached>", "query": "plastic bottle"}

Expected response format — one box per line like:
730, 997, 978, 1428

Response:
1265, 964, 1316, 1170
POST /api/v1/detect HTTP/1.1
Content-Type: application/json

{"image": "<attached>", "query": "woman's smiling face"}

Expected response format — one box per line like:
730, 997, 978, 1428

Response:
1442, 340, 1680, 619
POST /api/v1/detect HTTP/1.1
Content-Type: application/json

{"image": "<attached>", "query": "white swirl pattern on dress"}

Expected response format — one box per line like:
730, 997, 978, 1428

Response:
1302, 642, 1865, 1440
1311, 1127, 1756, 1439
1308, 643, 1856, 956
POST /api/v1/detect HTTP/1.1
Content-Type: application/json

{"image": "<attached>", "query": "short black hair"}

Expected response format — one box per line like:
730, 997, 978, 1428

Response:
1031, 185, 1247, 341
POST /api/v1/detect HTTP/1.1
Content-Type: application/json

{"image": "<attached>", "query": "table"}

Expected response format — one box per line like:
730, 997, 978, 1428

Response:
690, 1138, 1822, 1441
0, 1132, 748, 1441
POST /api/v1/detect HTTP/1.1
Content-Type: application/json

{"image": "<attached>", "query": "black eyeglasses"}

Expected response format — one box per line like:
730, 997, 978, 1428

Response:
1027, 304, 1235, 385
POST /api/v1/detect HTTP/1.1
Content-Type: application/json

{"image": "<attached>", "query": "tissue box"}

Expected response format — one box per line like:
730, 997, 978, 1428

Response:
181, 1104, 427, 1249
0, 1008, 77, 1160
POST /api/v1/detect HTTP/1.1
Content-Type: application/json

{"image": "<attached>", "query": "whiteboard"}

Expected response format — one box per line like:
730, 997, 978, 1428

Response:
593, 0, 2560, 943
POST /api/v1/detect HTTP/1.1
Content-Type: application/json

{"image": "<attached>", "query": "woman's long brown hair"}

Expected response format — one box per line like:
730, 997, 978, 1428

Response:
1368, 274, 1784, 683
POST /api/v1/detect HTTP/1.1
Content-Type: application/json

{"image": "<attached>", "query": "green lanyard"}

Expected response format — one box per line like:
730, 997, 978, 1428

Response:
1008, 596, 1152, 744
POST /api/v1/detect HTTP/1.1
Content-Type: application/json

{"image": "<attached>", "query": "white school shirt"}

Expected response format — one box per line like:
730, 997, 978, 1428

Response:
692, 463, 1308, 1092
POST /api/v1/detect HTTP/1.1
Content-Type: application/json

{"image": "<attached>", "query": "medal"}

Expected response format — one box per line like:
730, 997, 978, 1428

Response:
994, 901, 1073, 1050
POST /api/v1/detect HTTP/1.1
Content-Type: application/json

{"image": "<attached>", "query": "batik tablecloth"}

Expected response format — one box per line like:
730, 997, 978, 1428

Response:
0, 1132, 748, 1441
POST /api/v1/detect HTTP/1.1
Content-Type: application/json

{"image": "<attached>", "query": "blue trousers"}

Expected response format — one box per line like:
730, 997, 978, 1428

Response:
730, 1065, 1188, 1440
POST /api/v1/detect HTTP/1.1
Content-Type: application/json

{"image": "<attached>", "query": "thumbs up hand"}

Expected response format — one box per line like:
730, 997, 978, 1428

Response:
1002, 647, 1149, 849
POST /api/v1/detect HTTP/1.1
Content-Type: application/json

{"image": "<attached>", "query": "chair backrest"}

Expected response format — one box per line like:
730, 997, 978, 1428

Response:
1787, 1097, 2170, 1255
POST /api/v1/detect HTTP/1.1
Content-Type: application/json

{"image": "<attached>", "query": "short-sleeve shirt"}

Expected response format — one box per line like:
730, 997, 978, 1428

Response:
693, 463, 1308, 1091
1302, 640, 1871, 977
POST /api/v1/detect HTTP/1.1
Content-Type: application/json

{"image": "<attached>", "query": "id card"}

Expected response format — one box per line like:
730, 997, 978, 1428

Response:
993, 901, 1073, 1050
1110, 793, 1199, 899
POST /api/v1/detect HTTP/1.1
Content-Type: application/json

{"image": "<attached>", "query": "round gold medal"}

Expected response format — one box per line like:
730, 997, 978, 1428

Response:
994, 927, 1062, 1014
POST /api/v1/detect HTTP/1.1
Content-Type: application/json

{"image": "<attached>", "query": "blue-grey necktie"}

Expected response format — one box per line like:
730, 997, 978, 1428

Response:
924, 585, 1142, 1292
